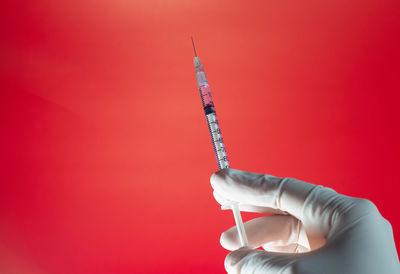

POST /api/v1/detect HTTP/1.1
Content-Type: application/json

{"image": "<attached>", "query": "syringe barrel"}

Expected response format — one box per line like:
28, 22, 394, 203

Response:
205, 112, 229, 169
194, 57, 229, 169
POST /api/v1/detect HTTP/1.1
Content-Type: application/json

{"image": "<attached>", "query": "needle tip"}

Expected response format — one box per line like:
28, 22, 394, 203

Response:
191, 36, 197, 57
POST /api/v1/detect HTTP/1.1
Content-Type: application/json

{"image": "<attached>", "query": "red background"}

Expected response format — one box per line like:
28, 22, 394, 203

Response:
1, 0, 399, 273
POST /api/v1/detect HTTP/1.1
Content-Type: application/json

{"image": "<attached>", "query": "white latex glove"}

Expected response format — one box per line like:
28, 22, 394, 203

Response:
210, 168, 400, 274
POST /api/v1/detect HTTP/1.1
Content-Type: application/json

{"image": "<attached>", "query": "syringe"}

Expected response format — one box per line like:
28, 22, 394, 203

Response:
191, 37, 248, 247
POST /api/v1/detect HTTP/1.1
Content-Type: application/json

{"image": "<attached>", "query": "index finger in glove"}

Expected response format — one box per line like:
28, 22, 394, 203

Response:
210, 168, 337, 222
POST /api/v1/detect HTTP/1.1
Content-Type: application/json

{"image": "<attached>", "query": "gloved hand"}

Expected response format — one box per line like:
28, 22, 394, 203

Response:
210, 168, 400, 274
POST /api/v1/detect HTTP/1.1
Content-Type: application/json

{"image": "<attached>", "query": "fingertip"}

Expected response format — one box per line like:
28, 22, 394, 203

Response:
209, 171, 219, 189
220, 231, 241, 251
210, 169, 229, 189
225, 247, 255, 273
